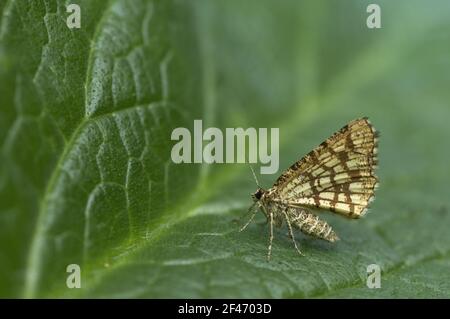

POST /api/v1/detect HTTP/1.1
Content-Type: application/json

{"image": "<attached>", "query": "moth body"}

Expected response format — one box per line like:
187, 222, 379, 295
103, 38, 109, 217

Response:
241, 118, 379, 260
287, 207, 338, 242
254, 188, 338, 242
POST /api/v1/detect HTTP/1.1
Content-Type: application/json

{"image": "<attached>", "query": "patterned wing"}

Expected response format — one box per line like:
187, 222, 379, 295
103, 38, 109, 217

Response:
273, 117, 379, 218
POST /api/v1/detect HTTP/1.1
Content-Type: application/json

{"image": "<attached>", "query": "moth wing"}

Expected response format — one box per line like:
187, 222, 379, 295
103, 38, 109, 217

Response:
273, 117, 379, 218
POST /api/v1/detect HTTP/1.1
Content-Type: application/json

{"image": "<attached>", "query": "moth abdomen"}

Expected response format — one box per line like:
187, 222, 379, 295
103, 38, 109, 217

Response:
288, 207, 339, 242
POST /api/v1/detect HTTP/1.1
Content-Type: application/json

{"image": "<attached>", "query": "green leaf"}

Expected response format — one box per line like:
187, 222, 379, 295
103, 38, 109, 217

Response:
1, 0, 450, 298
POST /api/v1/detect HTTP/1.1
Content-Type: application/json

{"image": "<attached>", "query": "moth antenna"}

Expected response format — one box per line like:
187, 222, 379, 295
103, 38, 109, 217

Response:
249, 165, 261, 188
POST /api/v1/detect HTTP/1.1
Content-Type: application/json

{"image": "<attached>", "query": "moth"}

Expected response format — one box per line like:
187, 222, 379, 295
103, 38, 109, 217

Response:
240, 117, 379, 260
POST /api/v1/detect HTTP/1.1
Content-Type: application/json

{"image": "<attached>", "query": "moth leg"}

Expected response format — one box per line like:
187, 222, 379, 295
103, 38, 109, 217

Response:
239, 202, 259, 232
267, 210, 274, 261
235, 201, 256, 223
282, 209, 304, 256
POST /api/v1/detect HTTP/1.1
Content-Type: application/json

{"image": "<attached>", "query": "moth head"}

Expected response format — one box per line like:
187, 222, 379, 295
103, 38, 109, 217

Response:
252, 188, 265, 202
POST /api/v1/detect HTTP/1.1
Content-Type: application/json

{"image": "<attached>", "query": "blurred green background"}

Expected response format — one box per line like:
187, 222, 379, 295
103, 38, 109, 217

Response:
1, 0, 450, 298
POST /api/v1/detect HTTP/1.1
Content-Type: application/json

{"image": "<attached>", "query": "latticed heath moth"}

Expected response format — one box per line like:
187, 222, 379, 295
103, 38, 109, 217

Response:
240, 117, 379, 260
